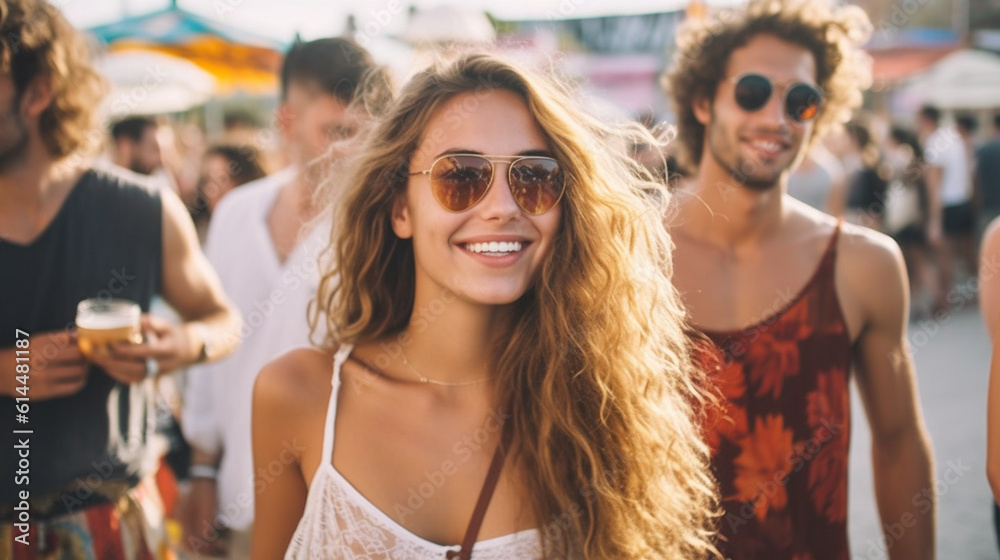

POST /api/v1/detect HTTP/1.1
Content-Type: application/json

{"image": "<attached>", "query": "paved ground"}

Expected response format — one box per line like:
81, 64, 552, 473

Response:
848, 305, 997, 559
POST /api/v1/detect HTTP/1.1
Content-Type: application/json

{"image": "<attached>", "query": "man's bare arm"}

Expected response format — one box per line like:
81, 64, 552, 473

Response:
251, 354, 313, 559
105, 187, 241, 376
851, 233, 935, 560
159, 187, 241, 361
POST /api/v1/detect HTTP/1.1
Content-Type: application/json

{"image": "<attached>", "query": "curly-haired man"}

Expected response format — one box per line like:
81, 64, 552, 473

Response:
0, 0, 241, 557
663, 1, 935, 558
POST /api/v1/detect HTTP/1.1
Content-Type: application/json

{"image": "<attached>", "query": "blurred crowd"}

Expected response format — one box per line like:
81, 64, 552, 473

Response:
123, 97, 1000, 321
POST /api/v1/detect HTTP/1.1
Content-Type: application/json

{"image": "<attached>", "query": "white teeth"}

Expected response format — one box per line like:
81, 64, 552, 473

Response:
463, 241, 523, 254
753, 140, 781, 151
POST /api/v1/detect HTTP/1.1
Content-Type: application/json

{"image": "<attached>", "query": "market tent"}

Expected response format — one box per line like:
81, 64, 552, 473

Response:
898, 49, 1000, 110
401, 5, 496, 45
95, 50, 216, 116
89, 0, 286, 95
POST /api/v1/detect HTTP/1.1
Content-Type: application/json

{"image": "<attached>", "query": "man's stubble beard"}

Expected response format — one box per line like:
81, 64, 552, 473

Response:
0, 103, 30, 175
707, 134, 784, 192
705, 117, 802, 192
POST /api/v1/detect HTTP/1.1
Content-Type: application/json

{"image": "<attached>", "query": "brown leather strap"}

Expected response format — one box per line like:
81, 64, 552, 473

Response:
446, 428, 512, 560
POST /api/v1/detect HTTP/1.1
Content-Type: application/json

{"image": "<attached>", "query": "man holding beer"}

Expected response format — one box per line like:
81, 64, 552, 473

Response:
0, 1, 241, 558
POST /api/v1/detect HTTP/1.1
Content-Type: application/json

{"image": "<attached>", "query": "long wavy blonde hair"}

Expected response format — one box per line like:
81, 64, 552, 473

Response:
312, 52, 719, 559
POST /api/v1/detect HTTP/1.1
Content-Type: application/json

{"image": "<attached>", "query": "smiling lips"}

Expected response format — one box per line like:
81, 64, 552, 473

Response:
461, 241, 525, 256
747, 138, 788, 159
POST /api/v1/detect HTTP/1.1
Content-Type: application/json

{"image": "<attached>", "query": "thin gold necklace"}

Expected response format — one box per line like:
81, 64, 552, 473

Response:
400, 347, 489, 387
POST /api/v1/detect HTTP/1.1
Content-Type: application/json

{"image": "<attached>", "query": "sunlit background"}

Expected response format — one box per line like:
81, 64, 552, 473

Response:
49, 4, 1000, 557
64, 0, 1000, 129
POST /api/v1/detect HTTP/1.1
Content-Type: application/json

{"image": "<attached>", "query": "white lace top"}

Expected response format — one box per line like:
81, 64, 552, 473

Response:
284, 345, 547, 560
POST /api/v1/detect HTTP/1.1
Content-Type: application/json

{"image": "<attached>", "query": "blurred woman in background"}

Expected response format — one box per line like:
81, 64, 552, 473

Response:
189, 144, 266, 243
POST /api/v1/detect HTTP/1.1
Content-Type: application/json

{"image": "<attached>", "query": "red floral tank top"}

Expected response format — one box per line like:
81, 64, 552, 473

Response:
700, 222, 852, 560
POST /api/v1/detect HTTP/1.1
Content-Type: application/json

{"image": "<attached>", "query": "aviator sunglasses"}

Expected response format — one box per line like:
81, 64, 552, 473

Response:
726, 73, 824, 122
409, 153, 565, 215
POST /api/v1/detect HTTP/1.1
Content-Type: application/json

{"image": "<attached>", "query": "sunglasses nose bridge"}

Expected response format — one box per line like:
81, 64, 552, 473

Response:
474, 158, 523, 216
755, 83, 791, 124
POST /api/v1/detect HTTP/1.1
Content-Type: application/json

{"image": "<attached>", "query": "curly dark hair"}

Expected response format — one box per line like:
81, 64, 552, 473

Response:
663, 0, 872, 171
0, 0, 107, 158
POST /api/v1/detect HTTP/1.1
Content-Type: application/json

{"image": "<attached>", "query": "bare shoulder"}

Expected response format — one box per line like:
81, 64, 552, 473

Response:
837, 222, 906, 278
784, 202, 906, 333
836, 222, 907, 330
160, 183, 196, 229
253, 346, 337, 434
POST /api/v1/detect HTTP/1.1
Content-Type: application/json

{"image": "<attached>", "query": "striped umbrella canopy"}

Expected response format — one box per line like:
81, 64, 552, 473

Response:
89, 1, 287, 94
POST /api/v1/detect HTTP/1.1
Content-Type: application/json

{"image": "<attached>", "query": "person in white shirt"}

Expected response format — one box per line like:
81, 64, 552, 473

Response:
179, 38, 383, 559
918, 105, 975, 311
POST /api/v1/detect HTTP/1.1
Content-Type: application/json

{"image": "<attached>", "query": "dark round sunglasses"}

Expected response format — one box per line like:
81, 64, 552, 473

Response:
727, 73, 824, 122
409, 154, 565, 215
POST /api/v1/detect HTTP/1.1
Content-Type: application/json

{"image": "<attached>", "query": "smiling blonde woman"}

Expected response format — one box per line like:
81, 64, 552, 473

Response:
251, 52, 720, 560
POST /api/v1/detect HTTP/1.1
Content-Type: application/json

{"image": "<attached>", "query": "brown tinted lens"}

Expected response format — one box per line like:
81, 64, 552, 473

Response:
509, 158, 563, 214
430, 155, 493, 211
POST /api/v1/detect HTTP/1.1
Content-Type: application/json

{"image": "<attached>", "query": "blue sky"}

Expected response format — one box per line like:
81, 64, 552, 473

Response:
62, 0, 743, 42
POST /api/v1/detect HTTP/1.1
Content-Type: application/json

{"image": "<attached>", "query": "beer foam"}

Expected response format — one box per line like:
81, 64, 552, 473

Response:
76, 313, 138, 330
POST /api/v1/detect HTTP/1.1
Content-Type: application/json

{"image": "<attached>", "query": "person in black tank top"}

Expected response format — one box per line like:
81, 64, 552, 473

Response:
1, 169, 165, 506
0, 2, 241, 558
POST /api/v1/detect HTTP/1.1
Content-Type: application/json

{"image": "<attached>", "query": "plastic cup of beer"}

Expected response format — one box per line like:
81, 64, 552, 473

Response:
76, 298, 143, 359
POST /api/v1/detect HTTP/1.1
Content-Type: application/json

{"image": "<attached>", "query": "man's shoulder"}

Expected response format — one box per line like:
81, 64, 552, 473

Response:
784, 204, 903, 282
839, 221, 902, 264
82, 163, 162, 199
70, 166, 164, 224
836, 222, 906, 321
211, 168, 294, 225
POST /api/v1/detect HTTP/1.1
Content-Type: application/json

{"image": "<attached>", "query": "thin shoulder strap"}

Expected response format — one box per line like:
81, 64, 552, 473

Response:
446, 428, 513, 560
820, 219, 843, 271
321, 344, 354, 465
